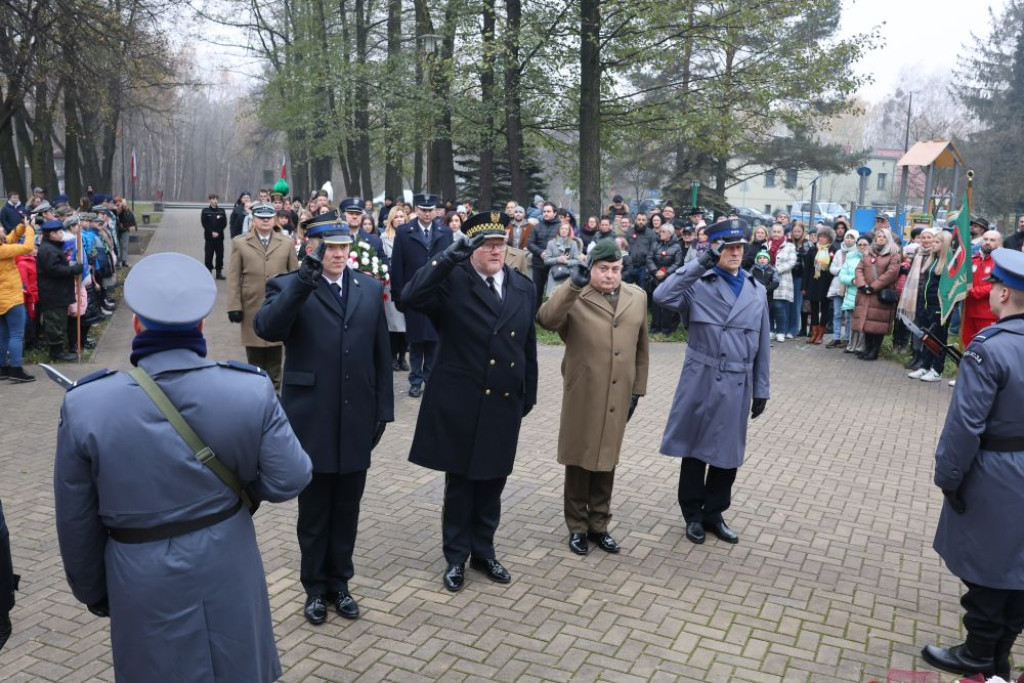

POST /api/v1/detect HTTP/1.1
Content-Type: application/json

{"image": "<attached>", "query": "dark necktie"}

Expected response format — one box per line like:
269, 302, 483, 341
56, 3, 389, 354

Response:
422, 225, 430, 241
330, 282, 342, 301
486, 276, 500, 302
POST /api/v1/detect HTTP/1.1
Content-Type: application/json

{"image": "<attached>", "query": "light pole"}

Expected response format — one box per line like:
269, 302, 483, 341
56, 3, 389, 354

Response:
419, 33, 440, 193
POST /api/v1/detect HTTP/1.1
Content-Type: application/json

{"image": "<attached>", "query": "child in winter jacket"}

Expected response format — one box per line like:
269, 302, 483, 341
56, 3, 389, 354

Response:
748, 250, 779, 303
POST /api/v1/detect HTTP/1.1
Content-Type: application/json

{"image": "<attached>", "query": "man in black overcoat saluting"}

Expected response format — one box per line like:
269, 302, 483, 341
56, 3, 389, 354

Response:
402, 211, 538, 592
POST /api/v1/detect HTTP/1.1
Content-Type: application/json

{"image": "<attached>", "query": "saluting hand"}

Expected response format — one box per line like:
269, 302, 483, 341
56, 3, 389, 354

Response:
298, 241, 326, 286
698, 242, 721, 270
569, 262, 591, 289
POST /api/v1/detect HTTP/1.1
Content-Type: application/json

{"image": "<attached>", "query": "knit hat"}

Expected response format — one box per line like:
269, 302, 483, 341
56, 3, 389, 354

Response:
755, 249, 770, 262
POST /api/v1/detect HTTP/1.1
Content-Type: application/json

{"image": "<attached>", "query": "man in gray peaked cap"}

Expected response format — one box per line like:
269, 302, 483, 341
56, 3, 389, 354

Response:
54, 252, 312, 682
921, 248, 1024, 680
653, 218, 771, 547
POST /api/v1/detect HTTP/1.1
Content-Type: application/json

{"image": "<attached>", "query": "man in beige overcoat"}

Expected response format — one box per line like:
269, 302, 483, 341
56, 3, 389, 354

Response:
537, 239, 649, 555
226, 201, 299, 389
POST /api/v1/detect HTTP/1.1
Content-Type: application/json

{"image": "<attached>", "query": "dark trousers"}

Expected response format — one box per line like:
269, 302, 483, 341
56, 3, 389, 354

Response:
961, 580, 1024, 657
916, 308, 949, 374
624, 265, 648, 291
408, 340, 437, 388
204, 238, 224, 273
442, 473, 506, 564
39, 308, 68, 351
389, 332, 407, 359
678, 457, 737, 525
650, 303, 677, 333
245, 346, 283, 391
564, 465, 615, 534
297, 470, 367, 596
533, 266, 549, 309
0, 500, 17, 614
808, 299, 827, 327
66, 316, 91, 352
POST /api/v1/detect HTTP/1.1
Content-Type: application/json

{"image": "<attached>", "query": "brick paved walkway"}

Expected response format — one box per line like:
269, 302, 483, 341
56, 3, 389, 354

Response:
0, 209, 999, 682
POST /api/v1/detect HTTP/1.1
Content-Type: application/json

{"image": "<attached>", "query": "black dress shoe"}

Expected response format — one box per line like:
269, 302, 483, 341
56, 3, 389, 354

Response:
588, 532, 621, 554
685, 521, 705, 544
921, 643, 996, 678
443, 563, 465, 592
0, 611, 11, 652
568, 532, 589, 555
707, 521, 739, 544
469, 557, 512, 584
304, 594, 328, 625
409, 384, 423, 398
335, 590, 360, 619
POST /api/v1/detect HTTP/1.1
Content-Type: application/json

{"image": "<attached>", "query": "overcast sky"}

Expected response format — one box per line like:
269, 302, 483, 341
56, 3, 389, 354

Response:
841, 0, 1008, 102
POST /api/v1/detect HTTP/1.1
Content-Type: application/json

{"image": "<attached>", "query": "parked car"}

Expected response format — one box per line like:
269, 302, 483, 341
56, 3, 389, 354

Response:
790, 201, 847, 226
733, 207, 774, 228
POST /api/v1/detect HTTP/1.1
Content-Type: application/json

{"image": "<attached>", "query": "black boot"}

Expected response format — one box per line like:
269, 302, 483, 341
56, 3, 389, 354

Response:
7, 367, 35, 383
904, 351, 923, 370
399, 354, 409, 371
0, 366, 8, 380
0, 611, 10, 652
994, 635, 1016, 681
862, 334, 881, 361
50, 346, 78, 363
921, 642, 997, 678
215, 271, 226, 280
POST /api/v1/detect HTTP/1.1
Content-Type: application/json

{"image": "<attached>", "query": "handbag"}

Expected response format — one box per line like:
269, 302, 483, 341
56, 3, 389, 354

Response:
551, 264, 571, 281
871, 260, 898, 305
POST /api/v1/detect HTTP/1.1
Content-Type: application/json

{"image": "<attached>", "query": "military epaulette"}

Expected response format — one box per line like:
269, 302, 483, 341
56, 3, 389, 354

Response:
218, 360, 267, 376
68, 368, 117, 391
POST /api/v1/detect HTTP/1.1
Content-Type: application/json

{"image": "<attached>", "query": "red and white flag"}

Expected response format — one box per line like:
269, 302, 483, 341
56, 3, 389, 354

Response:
130, 149, 138, 181
280, 155, 287, 179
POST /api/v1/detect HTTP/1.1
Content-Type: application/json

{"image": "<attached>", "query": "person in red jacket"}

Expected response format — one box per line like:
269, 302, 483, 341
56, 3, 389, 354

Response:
962, 230, 1003, 348
15, 252, 37, 350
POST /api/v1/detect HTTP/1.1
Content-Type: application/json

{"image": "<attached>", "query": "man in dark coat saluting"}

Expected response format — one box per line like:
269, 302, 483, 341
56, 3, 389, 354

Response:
389, 194, 453, 397
254, 212, 394, 625
402, 211, 538, 592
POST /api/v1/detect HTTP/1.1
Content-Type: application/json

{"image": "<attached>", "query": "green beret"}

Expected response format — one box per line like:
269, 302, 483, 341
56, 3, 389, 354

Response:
589, 239, 621, 263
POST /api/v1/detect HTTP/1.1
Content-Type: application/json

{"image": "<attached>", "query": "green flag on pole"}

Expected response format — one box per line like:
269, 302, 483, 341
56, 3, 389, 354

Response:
939, 193, 972, 323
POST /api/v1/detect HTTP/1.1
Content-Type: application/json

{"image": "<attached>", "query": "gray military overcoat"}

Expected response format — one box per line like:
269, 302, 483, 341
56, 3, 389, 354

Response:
933, 315, 1024, 589
653, 260, 771, 469
54, 349, 312, 682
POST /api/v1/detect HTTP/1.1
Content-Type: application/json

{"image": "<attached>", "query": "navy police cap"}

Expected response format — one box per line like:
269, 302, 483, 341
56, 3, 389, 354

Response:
984, 248, 1024, 291
305, 211, 353, 244
339, 197, 364, 213
40, 219, 65, 231
706, 217, 750, 245
125, 253, 216, 330
413, 193, 439, 209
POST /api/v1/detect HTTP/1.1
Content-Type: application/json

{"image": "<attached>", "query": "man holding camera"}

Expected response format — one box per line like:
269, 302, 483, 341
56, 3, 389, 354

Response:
653, 218, 771, 546
254, 212, 394, 625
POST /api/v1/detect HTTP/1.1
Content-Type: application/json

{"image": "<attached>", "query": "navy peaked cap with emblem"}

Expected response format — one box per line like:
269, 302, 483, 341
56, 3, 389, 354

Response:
40, 219, 65, 231
985, 248, 1024, 291
706, 217, 750, 245
339, 197, 364, 213
414, 193, 440, 209
462, 211, 511, 239
125, 253, 216, 330
305, 211, 353, 244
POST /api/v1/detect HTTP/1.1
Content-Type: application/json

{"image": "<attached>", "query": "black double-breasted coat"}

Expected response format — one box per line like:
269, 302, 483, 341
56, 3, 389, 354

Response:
402, 258, 538, 480
253, 268, 394, 474
388, 219, 453, 343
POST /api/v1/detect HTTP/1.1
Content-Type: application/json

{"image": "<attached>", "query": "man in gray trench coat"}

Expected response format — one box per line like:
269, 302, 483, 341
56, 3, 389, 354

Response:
653, 218, 771, 546
921, 248, 1024, 681
54, 253, 312, 682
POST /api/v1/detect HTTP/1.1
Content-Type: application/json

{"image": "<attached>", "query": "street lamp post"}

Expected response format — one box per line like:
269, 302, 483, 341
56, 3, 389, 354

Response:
419, 33, 441, 194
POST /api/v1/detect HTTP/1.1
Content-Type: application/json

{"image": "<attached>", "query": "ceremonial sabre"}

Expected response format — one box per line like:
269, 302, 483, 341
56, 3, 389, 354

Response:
897, 312, 962, 366
39, 364, 75, 390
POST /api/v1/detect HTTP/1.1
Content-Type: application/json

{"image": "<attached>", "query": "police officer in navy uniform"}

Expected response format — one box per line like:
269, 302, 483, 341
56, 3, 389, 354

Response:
54, 253, 312, 682
402, 211, 538, 592
921, 248, 1024, 680
340, 197, 385, 255
0, 497, 17, 652
388, 194, 454, 397
254, 212, 394, 625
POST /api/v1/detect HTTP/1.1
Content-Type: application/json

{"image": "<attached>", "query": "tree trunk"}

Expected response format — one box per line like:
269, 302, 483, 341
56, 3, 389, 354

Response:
477, 0, 496, 209
355, 0, 372, 200
63, 83, 82, 200
383, 0, 403, 199
0, 105, 24, 197
504, 0, 527, 206
579, 0, 601, 218
437, 5, 458, 202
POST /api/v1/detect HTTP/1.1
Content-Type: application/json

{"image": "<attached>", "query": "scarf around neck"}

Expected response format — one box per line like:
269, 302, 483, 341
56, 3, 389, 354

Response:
713, 266, 745, 299
768, 236, 785, 263
130, 327, 208, 366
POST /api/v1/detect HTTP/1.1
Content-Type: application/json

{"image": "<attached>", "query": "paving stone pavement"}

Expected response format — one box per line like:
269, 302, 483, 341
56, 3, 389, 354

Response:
0, 208, 1005, 682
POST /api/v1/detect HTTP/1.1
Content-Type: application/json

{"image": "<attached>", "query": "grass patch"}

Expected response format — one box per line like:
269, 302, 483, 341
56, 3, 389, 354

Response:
879, 331, 960, 379
24, 280, 125, 366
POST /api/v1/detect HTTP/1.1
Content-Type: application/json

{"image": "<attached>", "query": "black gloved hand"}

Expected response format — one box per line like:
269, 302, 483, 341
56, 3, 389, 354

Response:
698, 242, 721, 270
88, 597, 110, 618
442, 232, 487, 265
298, 241, 327, 286
750, 397, 767, 419
69, 262, 84, 275
627, 394, 640, 421
227, 310, 243, 323
570, 262, 591, 289
943, 488, 966, 514
371, 422, 386, 449
522, 403, 534, 418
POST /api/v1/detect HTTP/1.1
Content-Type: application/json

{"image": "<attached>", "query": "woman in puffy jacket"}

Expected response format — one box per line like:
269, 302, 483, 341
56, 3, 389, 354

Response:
0, 221, 36, 382
852, 228, 901, 360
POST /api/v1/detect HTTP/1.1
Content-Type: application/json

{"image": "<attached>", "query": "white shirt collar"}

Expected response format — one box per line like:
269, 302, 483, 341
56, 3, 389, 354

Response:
322, 271, 344, 287
474, 266, 505, 293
